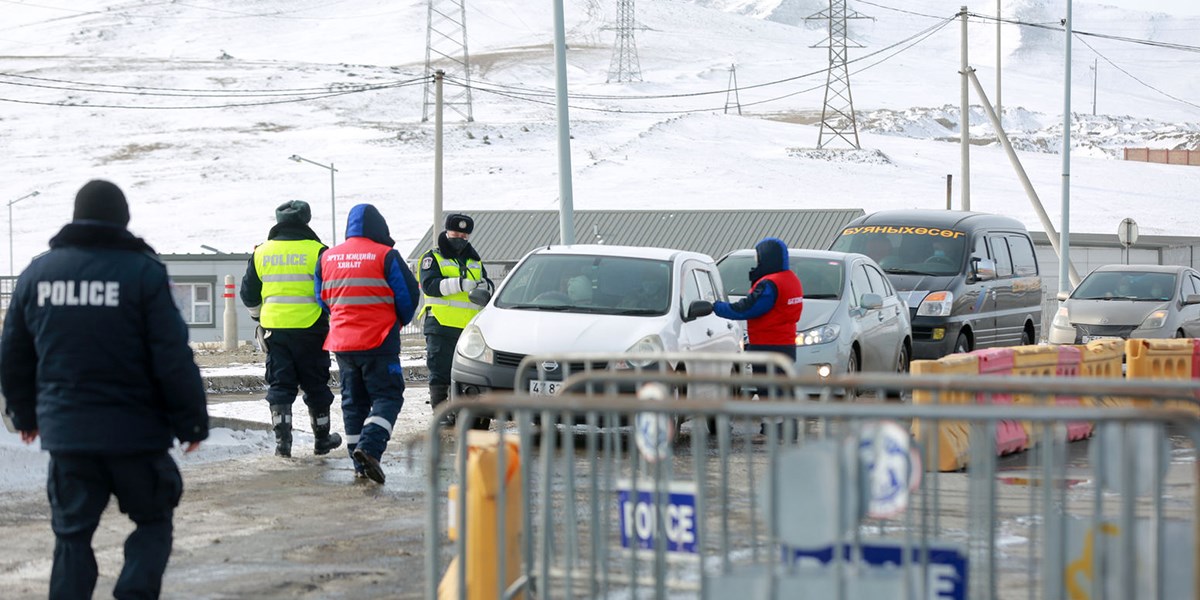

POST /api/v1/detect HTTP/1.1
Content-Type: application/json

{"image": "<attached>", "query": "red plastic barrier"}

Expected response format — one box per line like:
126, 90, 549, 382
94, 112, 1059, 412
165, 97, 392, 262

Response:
1050, 346, 1092, 441
970, 348, 1027, 455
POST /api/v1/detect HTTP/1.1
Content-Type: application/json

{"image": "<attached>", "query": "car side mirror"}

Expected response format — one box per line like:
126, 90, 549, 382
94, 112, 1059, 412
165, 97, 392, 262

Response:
468, 287, 492, 307
972, 258, 996, 282
1056, 291, 1070, 302
1185, 294, 1200, 306
860, 293, 883, 310
686, 300, 714, 322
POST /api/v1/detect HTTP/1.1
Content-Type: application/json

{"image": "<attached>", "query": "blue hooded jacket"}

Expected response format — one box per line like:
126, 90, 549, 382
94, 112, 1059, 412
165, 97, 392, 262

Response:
314, 204, 419, 355
714, 237, 791, 321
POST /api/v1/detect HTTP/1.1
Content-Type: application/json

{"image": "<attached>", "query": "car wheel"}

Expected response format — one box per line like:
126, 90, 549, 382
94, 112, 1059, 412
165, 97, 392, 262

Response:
953, 332, 971, 355
1020, 327, 1034, 346
845, 347, 860, 399
1176, 329, 1187, 339
889, 343, 911, 402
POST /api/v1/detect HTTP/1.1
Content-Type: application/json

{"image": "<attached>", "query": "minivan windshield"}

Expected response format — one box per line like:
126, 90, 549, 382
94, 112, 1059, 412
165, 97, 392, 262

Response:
495, 254, 673, 316
830, 226, 966, 276
717, 255, 844, 300
1072, 271, 1176, 301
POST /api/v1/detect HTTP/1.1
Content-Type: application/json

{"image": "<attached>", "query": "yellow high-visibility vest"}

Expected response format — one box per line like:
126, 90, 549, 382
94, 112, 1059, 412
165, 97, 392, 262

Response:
420, 250, 483, 329
253, 239, 324, 329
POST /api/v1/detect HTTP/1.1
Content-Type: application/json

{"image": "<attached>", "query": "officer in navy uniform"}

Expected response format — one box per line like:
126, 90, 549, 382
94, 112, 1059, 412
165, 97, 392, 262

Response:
418, 213, 493, 425
241, 200, 342, 458
0, 180, 209, 599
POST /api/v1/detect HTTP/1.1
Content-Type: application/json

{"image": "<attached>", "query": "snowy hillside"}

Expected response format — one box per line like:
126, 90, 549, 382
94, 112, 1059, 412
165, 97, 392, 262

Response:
0, 0, 1196, 271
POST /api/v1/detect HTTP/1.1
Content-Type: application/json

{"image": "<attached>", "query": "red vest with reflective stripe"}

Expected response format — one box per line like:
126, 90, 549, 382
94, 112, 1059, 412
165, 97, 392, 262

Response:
746, 270, 804, 346
320, 237, 397, 352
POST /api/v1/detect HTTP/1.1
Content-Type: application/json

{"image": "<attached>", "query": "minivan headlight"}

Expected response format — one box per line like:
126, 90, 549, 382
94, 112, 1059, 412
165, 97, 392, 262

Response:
916, 291, 954, 317
619, 335, 665, 368
1052, 306, 1071, 329
1141, 310, 1169, 330
456, 324, 493, 362
797, 323, 840, 346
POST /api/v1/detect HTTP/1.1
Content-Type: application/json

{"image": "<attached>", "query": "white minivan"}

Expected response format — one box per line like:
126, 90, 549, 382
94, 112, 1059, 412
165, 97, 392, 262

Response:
450, 245, 743, 400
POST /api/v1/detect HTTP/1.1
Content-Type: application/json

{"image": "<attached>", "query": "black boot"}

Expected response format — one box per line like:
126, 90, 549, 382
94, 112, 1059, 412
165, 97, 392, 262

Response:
270, 406, 293, 458
311, 411, 343, 456
430, 384, 455, 428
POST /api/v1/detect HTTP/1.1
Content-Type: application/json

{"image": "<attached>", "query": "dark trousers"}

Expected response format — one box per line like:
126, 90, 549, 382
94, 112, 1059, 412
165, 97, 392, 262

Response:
747, 344, 797, 398
336, 353, 406, 464
47, 451, 182, 600
264, 327, 334, 413
424, 330, 462, 388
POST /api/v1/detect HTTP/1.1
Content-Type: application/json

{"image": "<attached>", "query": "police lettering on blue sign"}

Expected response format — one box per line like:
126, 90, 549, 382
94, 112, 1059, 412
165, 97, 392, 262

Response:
786, 541, 968, 600
615, 480, 698, 555
36, 280, 120, 307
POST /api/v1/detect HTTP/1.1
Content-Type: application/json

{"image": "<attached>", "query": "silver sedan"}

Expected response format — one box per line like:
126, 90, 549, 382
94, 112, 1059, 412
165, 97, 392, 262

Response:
716, 249, 913, 395
1048, 264, 1200, 344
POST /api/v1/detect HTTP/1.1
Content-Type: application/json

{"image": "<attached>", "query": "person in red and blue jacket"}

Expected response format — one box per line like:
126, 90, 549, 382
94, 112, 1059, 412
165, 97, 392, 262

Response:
713, 237, 804, 364
314, 204, 419, 485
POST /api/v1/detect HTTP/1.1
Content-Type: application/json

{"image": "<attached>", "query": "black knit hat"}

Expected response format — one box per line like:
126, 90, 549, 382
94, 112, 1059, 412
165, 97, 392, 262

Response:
275, 200, 311, 225
73, 180, 130, 227
444, 213, 474, 234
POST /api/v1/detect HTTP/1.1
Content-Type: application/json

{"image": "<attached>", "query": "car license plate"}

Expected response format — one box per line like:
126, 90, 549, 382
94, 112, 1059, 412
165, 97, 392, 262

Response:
1082, 335, 1120, 343
529, 381, 563, 395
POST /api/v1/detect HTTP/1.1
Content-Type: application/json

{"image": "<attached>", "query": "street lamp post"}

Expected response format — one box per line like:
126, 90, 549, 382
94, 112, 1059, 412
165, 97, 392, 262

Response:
8, 190, 39, 276
288, 155, 338, 245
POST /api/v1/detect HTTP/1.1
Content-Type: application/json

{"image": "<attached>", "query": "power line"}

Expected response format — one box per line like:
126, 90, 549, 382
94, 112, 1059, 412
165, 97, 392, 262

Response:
0, 71, 425, 96
967, 11, 1200, 53
1073, 33, 1200, 111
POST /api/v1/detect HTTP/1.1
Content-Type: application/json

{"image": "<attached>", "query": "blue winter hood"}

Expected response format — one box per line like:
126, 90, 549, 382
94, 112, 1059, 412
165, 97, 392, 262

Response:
344, 203, 395, 247
752, 237, 789, 276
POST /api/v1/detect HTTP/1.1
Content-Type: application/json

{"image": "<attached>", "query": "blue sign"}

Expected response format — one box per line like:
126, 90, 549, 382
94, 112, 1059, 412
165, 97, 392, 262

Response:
616, 480, 698, 554
786, 541, 967, 600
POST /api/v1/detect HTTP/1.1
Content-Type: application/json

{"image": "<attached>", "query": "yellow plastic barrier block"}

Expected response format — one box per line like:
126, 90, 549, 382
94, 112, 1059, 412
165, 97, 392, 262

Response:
911, 417, 971, 472
1076, 339, 1125, 407
910, 355, 977, 471
440, 430, 524, 600
1125, 338, 1200, 415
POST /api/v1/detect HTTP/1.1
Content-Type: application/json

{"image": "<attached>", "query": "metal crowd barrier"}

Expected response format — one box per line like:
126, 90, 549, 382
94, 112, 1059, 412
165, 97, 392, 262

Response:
425, 366, 1200, 600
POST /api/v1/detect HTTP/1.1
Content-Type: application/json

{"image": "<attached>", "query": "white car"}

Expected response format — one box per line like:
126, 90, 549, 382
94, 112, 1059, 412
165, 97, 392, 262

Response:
450, 245, 743, 400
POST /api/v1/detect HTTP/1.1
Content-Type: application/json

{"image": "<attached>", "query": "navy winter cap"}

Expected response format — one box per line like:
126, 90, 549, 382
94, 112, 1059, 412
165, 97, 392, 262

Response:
73, 180, 130, 227
444, 213, 474, 234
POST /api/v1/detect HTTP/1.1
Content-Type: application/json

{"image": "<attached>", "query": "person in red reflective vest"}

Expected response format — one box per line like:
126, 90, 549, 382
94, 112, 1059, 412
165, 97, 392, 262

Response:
314, 204, 419, 484
713, 236, 803, 368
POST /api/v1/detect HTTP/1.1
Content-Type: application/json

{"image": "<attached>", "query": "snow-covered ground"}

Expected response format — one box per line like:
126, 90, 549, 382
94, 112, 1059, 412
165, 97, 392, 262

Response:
0, 386, 435, 494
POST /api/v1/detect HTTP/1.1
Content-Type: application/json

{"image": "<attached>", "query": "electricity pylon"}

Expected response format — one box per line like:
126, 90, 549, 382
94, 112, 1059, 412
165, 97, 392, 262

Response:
605, 0, 642, 83
423, 0, 474, 122
806, 0, 871, 149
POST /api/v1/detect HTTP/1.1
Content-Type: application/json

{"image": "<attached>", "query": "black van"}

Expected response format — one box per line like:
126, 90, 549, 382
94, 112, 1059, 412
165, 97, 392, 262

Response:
829, 209, 1042, 359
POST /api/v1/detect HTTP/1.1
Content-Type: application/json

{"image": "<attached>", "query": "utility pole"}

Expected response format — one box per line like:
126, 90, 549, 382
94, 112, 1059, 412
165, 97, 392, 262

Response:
1060, 0, 1074, 298
960, 6, 971, 211
1091, 58, 1098, 116
806, 0, 871, 149
605, 0, 642, 83
724, 64, 742, 115
422, 0, 474, 122
553, 0, 576, 245
433, 70, 444, 232
995, 0, 1002, 120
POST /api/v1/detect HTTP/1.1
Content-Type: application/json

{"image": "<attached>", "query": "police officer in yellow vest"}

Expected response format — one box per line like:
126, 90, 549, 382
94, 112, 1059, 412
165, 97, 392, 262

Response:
419, 213, 492, 425
241, 200, 342, 457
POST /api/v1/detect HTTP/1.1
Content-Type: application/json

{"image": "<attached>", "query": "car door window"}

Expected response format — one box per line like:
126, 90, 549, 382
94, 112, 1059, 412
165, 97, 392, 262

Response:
681, 267, 701, 311
694, 268, 719, 302
1007, 235, 1038, 276
1188, 274, 1200, 297
849, 265, 871, 307
989, 236, 1013, 278
972, 235, 989, 262
864, 264, 892, 298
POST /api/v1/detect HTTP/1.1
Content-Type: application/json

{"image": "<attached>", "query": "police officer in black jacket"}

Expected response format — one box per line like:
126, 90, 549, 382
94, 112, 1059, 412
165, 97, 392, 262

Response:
0, 180, 209, 600
241, 200, 341, 458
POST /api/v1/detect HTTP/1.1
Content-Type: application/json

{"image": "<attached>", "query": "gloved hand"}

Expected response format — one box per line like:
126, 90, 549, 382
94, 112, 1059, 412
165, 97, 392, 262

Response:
255, 325, 267, 352
460, 277, 478, 292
